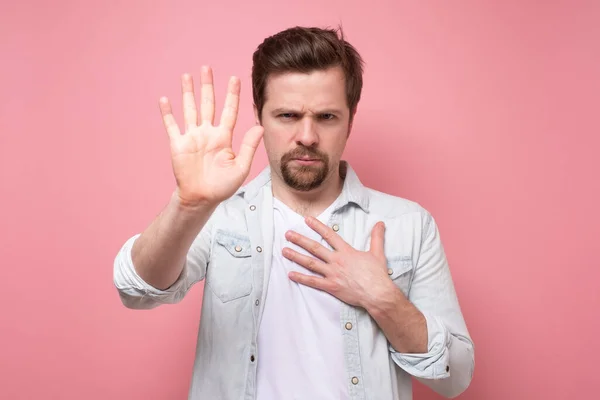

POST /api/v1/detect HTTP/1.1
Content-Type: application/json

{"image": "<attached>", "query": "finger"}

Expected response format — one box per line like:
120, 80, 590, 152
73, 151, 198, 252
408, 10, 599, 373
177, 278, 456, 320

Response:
305, 217, 348, 251
220, 76, 241, 132
181, 73, 198, 130
369, 221, 386, 260
159, 97, 181, 139
288, 271, 330, 292
285, 230, 332, 262
282, 248, 329, 276
235, 125, 264, 173
200, 66, 215, 125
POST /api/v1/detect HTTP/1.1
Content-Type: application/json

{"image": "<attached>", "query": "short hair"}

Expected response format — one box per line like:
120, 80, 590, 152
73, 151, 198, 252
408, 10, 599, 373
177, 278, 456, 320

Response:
252, 26, 364, 122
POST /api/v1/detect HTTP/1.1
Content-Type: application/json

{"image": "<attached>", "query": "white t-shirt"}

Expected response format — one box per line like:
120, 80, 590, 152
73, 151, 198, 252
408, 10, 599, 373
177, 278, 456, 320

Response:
256, 197, 349, 400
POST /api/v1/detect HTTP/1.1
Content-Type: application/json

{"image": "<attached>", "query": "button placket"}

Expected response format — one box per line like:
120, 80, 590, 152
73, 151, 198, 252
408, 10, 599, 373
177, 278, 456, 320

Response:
244, 200, 265, 332
340, 304, 365, 398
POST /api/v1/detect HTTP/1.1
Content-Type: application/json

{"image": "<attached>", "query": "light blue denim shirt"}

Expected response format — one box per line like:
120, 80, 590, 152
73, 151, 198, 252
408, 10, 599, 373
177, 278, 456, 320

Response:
113, 161, 474, 400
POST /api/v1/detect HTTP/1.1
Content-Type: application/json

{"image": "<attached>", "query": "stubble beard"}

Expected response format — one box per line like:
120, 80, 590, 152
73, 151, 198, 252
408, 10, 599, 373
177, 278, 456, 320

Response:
279, 146, 330, 192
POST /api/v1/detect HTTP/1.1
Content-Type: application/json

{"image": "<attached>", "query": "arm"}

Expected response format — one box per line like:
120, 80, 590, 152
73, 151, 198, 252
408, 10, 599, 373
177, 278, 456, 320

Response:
382, 213, 474, 398
113, 66, 263, 309
362, 283, 427, 354
130, 191, 217, 291
112, 193, 217, 310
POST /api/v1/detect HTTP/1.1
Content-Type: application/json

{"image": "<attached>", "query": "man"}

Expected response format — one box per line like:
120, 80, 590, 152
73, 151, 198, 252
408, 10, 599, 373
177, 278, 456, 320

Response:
113, 26, 474, 399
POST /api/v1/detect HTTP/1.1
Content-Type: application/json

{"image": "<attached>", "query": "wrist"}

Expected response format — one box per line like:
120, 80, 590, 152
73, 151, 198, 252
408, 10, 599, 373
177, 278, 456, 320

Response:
169, 189, 219, 224
171, 188, 217, 212
362, 279, 405, 317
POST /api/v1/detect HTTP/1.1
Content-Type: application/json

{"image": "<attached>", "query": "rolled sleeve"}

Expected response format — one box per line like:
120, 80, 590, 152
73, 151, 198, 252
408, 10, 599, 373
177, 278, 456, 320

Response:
389, 314, 450, 379
113, 234, 190, 309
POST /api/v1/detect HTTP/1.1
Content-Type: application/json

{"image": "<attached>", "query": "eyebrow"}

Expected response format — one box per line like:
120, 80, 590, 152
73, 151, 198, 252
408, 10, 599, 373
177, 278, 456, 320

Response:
270, 107, 344, 115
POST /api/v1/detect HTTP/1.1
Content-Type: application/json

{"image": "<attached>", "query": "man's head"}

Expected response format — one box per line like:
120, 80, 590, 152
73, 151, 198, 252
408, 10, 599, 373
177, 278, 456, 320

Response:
251, 26, 364, 192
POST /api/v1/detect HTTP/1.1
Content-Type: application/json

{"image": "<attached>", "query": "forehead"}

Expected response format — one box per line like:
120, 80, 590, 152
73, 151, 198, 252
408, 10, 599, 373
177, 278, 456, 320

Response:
263, 66, 348, 111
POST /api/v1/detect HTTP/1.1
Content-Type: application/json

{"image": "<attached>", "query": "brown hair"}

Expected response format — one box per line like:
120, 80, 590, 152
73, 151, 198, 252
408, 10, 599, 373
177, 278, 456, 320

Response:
251, 26, 364, 123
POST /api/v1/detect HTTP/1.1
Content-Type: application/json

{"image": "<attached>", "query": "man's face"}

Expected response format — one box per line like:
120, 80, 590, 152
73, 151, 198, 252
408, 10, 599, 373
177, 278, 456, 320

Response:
256, 66, 353, 192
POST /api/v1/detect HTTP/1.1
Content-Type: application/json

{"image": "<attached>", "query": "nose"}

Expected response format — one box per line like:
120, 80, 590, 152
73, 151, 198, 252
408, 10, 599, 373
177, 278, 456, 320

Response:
295, 117, 318, 147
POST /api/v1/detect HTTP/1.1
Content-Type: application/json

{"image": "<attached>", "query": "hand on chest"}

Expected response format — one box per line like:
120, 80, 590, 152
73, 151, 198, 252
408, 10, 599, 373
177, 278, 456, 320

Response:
272, 200, 336, 276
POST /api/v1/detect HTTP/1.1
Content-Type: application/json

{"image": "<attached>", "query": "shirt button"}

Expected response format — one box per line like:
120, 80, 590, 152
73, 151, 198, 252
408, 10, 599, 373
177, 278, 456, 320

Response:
250, 355, 255, 362
345, 322, 353, 330
255, 299, 260, 306
256, 246, 263, 253
249, 205, 256, 211
332, 224, 340, 232
351, 377, 359, 385
235, 245, 242, 252
446, 365, 450, 372
387, 268, 393, 275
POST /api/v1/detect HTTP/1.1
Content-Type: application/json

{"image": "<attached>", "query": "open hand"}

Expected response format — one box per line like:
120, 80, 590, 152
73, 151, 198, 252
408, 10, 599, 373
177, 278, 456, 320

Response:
159, 66, 264, 208
283, 218, 395, 308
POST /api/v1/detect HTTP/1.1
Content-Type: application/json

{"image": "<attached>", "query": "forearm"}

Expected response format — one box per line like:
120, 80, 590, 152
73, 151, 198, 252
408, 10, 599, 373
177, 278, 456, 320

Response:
131, 190, 217, 290
364, 282, 428, 354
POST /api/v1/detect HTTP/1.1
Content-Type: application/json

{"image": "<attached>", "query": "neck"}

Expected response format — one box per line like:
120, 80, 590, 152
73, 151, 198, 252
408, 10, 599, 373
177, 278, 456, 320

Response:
271, 164, 344, 218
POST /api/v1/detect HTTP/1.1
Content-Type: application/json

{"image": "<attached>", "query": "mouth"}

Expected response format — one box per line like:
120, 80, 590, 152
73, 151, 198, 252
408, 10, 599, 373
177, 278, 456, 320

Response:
292, 157, 322, 165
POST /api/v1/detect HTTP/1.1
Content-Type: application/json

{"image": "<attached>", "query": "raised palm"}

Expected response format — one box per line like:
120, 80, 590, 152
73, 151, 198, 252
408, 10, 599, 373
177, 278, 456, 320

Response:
159, 66, 264, 207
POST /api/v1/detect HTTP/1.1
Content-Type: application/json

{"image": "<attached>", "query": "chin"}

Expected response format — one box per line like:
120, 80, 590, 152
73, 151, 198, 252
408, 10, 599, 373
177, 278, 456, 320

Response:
282, 167, 328, 192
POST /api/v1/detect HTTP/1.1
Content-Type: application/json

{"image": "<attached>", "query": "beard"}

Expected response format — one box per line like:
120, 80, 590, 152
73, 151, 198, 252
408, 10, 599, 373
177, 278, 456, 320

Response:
279, 146, 330, 191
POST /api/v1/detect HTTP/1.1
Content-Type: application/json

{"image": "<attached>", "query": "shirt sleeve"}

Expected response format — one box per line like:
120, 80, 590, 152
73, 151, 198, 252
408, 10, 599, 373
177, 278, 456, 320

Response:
112, 216, 214, 310
389, 212, 475, 398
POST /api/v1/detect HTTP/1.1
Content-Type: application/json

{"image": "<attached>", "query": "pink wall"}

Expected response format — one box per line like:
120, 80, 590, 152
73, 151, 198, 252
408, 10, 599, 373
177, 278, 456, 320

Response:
1, 1, 598, 398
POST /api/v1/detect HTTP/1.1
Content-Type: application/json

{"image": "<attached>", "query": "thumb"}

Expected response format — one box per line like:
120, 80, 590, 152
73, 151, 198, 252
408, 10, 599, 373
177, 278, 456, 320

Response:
236, 125, 264, 173
369, 221, 386, 260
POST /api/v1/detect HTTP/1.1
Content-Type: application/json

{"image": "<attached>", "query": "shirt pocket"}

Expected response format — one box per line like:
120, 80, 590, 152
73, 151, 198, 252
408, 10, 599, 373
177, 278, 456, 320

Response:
206, 229, 253, 303
385, 255, 414, 296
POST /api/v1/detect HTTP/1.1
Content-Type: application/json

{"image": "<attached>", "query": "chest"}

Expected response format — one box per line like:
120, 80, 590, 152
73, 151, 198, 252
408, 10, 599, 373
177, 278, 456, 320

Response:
204, 202, 417, 306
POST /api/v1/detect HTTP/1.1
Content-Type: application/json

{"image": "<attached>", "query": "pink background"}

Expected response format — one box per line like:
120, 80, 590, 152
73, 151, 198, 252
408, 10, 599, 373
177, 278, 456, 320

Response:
1, 1, 598, 399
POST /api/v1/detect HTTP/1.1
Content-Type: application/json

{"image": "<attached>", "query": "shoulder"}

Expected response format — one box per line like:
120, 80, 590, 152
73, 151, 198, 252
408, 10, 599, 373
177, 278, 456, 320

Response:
366, 187, 432, 221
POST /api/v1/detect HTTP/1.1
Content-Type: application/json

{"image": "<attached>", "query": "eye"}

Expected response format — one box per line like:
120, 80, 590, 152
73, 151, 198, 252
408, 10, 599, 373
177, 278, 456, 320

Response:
319, 113, 335, 121
278, 113, 297, 120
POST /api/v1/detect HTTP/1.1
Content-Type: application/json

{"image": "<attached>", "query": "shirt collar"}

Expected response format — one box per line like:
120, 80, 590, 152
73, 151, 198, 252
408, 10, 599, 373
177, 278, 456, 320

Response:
236, 160, 370, 212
